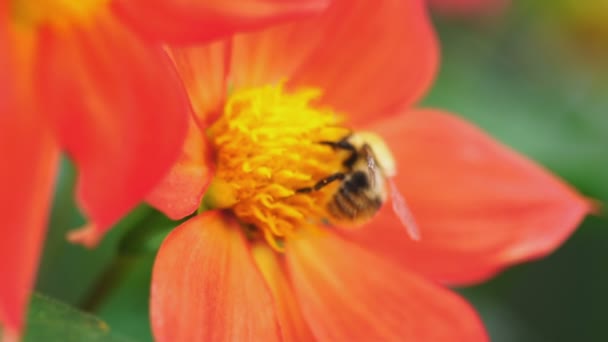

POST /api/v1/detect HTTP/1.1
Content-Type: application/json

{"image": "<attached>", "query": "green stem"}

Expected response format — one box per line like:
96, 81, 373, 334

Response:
80, 256, 138, 313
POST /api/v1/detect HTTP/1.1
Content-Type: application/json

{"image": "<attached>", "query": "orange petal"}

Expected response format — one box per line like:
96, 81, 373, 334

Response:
150, 212, 281, 341
146, 116, 213, 220
252, 244, 315, 341
286, 229, 488, 341
0, 138, 58, 338
1, 16, 60, 337
168, 41, 230, 126
0, 2, 8, 107
36, 9, 189, 243
345, 109, 591, 285
1, 329, 18, 342
112, 0, 331, 44
231, 0, 438, 126
0, 108, 59, 336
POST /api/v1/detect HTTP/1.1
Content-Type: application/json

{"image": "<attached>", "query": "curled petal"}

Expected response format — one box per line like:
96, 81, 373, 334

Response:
36, 9, 189, 243
112, 0, 331, 44
168, 41, 230, 126
150, 212, 281, 342
286, 229, 488, 341
231, 0, 438, 126
346, 109, 591, 285
146, 116, 213, 220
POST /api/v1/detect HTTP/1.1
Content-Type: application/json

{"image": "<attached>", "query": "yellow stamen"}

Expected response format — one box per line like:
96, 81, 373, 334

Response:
207, 84, 350, 250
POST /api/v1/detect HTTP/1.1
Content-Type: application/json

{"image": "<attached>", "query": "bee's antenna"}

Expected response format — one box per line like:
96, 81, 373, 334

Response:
388, 178, 420, 241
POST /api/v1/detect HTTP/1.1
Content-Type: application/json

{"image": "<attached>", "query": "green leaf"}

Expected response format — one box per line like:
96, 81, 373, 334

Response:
23, 293, 135, 342
95, 254, 157, 342
36, 157, 157, 306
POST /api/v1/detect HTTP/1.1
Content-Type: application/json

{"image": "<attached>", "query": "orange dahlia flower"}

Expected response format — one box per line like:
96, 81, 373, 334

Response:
0, 0, 329, 339
147, 0, 590, 340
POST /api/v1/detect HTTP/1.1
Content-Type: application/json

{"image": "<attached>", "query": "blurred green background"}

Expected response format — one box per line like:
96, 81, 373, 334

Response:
29, 1, 608, 341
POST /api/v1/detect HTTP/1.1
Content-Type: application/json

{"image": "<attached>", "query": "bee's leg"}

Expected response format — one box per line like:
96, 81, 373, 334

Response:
295, 172, 346, 193
319, 137, 355, 152
319, 137, 358, 169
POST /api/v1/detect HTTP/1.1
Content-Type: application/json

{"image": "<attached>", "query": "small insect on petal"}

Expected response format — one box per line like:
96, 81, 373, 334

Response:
389, 178, 421, 241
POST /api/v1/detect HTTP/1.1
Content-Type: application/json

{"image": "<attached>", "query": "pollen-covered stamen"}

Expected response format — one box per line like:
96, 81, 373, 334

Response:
207, 84, 350, 250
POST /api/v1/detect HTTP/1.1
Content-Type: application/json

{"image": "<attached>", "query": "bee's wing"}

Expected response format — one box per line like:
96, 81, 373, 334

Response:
362, 144, 378, 188
367, 154, 377, 188
388, 178, 421, 241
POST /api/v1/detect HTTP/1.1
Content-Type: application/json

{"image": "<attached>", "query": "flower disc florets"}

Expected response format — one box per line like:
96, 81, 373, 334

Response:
205, 84, 352, 250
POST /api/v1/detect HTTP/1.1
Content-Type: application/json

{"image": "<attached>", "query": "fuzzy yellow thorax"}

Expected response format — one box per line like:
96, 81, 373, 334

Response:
206, 84, 350, 250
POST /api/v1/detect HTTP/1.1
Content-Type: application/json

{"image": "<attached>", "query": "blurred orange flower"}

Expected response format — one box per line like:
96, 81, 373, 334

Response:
0, 0, 329, 339
146, 0, 590, 340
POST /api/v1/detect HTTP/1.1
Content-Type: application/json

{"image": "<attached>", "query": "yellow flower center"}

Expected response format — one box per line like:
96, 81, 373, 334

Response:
12, 0, 108, 28
206, 84, 353, 250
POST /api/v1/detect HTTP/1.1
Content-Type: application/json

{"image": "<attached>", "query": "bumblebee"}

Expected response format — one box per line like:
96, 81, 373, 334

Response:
296, 132, 420, 240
